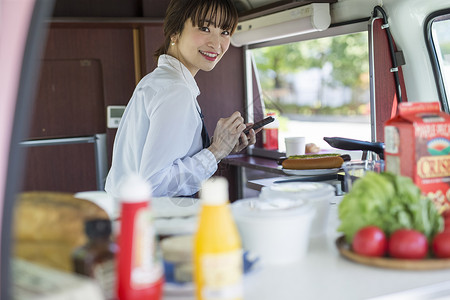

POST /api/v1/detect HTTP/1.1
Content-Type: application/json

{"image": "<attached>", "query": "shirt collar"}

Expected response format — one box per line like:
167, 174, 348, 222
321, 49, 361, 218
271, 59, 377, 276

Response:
158, 54, 200, 97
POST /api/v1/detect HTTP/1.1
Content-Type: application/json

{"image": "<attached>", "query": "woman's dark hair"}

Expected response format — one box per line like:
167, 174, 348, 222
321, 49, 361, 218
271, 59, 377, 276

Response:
154, 0, 238, 59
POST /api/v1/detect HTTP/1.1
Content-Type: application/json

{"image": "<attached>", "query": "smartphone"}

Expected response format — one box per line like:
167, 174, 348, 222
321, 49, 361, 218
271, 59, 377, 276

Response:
243, 116, 275, 134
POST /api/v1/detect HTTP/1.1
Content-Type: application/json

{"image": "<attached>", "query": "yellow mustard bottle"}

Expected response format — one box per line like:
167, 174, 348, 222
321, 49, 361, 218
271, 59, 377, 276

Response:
194, 177, 243, 300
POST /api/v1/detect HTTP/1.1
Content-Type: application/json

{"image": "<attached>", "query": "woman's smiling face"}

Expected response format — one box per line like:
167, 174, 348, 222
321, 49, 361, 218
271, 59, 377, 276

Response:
168, 14, 232, 77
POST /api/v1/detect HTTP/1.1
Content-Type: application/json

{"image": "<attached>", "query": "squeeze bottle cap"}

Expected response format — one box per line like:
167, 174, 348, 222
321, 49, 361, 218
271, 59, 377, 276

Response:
118, 173, 152, 203
200, 177, 229, 205
85, 219, 112, 238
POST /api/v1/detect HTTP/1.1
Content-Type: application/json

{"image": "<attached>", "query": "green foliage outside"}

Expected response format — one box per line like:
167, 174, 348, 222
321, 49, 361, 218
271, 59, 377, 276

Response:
262, 101, 369, 116
441, 42, 450, 59
252, 32, 370, 116
434, 19, 450, 64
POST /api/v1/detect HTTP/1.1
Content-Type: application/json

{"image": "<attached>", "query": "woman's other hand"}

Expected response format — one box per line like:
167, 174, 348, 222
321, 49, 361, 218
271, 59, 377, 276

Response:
208, 111, 246, 162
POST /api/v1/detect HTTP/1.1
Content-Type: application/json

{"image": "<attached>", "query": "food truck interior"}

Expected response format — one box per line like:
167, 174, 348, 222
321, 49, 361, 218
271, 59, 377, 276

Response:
1, 0, 450, 298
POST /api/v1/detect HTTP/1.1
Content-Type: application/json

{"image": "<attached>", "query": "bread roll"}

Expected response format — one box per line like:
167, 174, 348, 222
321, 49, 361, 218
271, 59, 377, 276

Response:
282, 155, 344, 170
13, 191, 109, 272
305, 143, 320, 153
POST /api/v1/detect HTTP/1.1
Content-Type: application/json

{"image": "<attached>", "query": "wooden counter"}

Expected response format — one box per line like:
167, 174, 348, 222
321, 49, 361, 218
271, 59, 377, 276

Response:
221, 154, 285, 175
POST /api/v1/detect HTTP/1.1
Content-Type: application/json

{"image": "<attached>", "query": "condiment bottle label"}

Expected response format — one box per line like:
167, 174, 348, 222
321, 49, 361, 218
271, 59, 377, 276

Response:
263, 128, 278, 150
131, 208, 163, 289
93, 260, 116, 300
199, 250, 243, 300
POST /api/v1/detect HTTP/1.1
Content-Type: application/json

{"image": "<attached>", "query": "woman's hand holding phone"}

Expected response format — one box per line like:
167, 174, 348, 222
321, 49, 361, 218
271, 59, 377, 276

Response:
233, 116, 273, 153
208, 111, 246, 161
233, 124, 257, 153
208, 113, 273, 160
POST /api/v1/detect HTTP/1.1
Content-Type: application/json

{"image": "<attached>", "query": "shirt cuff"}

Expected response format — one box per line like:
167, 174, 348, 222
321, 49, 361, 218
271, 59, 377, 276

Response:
197, 149, 218, 176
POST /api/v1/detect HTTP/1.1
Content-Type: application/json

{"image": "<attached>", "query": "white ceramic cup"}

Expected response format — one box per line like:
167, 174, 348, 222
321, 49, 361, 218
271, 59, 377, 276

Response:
285, 137, 306, 157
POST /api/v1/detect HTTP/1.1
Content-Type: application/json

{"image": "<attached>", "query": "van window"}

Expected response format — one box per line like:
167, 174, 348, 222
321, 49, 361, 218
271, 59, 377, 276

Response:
249, 32, 370, 156
428, 14, 450, 112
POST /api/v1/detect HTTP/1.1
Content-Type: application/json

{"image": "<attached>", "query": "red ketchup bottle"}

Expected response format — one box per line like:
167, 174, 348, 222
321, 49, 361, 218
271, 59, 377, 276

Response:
116, 174, 164, 300
263, 112, 279, 150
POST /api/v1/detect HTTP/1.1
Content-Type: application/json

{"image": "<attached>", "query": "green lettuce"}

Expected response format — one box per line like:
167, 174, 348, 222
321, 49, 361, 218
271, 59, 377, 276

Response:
338, 172, 443, 243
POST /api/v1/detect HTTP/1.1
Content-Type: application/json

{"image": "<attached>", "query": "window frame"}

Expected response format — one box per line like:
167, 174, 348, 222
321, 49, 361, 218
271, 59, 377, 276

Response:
243, 20, 371, 155
425, 9, 450, 113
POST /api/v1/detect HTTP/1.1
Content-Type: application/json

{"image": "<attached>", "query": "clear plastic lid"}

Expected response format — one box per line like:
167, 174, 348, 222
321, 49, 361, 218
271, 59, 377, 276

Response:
231, 197, 314, 219
260, 182, 334, 202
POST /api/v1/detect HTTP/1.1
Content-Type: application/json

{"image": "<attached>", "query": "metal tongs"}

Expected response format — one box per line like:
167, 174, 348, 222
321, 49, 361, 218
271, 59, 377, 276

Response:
323, 137, 385, 160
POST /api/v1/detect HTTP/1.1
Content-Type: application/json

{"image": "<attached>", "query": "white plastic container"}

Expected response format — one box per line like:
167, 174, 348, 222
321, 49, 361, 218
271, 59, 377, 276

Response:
260, 182, 335, 237
231, 198, 315, 265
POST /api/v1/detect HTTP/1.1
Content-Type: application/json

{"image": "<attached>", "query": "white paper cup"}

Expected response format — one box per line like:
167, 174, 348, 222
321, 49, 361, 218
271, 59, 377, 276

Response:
285, 137, 306, 157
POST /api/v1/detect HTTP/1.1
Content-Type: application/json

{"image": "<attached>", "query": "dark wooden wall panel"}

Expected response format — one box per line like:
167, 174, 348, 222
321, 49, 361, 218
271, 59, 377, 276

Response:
373, 18, 407, 142
142, 0, 171, 18
52, 0, 143, 17
24, 24, 137, 192
40, 24, 137, 166
42, 25, 136, 108
141, 23, 165, 75
52, 0, 171, 18
21, 143, 98, 193
29, 59, 105, 139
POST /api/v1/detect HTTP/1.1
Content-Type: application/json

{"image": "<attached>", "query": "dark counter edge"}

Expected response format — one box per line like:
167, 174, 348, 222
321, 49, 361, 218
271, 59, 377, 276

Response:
221, 154, 285, 175
221, 154, 345, 200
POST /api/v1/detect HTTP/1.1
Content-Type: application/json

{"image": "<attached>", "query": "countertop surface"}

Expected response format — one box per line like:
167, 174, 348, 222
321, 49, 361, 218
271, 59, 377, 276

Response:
242, 198, 450, 300
162, 196, 450, 300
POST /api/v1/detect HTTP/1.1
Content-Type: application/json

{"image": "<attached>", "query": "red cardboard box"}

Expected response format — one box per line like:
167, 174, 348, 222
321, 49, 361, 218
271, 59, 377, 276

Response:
384, 102, 450, 213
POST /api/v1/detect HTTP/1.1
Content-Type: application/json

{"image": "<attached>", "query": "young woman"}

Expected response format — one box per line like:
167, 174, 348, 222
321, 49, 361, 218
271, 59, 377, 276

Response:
105, 0, 258, 198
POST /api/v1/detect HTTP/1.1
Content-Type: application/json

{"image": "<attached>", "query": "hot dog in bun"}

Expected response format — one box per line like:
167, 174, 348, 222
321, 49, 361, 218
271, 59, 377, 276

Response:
282, 153, 347, 170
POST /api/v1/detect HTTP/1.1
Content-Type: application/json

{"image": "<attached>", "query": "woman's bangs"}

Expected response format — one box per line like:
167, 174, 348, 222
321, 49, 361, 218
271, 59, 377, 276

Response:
190, 0, 238, 32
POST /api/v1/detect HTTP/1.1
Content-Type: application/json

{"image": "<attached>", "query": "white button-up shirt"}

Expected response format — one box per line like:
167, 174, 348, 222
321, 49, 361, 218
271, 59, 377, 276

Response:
105, 55, 218, 198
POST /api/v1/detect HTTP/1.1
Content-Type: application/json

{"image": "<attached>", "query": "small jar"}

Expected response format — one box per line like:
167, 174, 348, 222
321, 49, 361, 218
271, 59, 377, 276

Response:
72, 218, 118, 300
